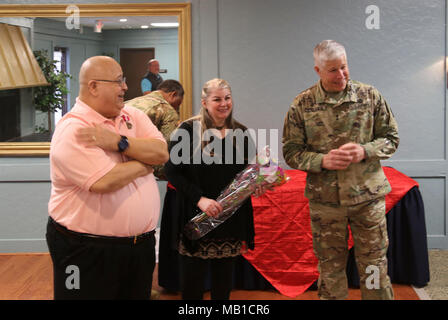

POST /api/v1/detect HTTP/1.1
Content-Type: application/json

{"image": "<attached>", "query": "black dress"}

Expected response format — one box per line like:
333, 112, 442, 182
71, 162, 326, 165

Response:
164, 118, 255, 258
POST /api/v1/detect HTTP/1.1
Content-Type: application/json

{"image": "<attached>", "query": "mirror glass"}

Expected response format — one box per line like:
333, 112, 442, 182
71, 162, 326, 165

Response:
0, 3, 192, 156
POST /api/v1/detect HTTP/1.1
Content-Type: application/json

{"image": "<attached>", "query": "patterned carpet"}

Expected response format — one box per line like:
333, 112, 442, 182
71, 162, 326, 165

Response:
423, 250, 448, 300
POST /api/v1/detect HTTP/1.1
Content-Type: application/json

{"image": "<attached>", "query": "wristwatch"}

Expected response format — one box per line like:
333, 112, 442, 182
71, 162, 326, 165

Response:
117, 135, 129, 152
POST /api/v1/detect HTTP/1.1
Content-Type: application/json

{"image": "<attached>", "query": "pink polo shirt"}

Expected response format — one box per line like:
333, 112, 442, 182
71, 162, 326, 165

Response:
48, 98, 166, 237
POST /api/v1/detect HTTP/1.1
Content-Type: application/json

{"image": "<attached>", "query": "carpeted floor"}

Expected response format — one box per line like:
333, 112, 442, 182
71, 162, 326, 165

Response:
157, 249, 448, 300
423, 249, 448, 300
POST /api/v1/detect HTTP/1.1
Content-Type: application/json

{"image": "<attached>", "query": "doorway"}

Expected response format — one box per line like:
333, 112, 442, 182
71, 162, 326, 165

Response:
0, 89, 20, 141
53, 47, 69, 126
120, 48, 155, 101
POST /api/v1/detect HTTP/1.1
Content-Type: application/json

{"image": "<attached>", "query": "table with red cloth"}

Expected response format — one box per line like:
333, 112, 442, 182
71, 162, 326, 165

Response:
157, 167, 430, 297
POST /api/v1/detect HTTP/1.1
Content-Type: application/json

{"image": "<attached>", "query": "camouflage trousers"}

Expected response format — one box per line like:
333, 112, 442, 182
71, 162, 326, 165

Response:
309, 197, 394, 300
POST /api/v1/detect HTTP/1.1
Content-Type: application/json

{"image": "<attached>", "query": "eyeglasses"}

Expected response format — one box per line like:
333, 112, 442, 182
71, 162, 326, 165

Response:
93, 77, 126, 85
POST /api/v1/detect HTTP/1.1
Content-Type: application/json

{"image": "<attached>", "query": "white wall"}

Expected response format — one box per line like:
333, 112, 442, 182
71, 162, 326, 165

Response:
193, 0, 447, 249
102, 28, 179, 82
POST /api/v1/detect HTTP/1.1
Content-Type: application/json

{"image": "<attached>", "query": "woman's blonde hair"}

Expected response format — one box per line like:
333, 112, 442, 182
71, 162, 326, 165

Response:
200, 78, 235, 131
186, 78, 242, 153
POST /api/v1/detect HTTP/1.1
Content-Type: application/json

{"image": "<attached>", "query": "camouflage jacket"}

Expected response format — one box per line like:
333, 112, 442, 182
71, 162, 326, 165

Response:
282, 80, 399, 206
125, 91, 180, 180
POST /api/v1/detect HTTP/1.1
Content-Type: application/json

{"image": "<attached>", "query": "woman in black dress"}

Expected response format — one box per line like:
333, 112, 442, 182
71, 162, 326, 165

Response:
164, 78, 265, 300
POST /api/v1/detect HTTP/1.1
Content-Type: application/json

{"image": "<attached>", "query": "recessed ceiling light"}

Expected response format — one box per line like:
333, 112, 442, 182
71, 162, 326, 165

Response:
119, 19, 127, 22
150, 22, 179, 28
141, 25, 149, 29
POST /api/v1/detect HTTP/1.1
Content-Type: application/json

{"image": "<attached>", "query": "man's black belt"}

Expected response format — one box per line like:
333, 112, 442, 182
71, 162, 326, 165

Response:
49, 217, 155, 245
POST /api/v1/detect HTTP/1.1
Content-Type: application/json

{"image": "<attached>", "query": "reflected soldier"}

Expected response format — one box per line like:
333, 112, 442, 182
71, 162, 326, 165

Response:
126, 79, 184, 180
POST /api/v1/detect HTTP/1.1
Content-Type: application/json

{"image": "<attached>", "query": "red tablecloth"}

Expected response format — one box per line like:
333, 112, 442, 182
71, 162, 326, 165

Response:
243, 167, 419, 298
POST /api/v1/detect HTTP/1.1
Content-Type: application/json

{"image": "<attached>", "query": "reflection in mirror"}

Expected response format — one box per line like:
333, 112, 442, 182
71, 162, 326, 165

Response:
0, 3, 192, 155
1, 16, 179, 143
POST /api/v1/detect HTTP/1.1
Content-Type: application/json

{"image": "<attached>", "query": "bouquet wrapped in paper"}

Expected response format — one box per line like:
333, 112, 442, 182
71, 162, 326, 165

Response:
183, 146, 289, 240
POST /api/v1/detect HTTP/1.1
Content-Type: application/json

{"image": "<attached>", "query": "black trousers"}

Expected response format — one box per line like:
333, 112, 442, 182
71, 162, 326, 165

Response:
181, 255, 236, 300
46, 218, 156, 300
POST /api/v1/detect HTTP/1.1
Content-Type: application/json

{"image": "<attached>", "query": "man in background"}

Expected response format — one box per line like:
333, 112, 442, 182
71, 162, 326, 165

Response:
126, 79, 184, 295
126, 79, 184, 179
141, 59, 163, 95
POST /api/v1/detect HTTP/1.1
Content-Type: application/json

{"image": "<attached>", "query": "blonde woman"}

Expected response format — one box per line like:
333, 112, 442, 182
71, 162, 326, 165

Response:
164, 78, 264, 300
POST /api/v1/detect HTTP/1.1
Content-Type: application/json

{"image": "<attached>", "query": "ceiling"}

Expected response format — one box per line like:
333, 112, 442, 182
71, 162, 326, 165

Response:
47, 16, 178, 30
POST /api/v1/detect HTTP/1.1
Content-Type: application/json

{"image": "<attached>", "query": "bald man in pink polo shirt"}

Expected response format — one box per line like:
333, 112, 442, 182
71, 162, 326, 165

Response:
46, 56, 169, 300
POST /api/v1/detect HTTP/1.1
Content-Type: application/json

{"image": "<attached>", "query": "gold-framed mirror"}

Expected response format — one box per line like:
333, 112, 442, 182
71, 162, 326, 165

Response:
0, 3, 192, 156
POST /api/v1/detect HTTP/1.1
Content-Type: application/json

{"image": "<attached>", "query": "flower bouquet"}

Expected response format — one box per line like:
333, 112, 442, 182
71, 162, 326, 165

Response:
183, 146, 289, 240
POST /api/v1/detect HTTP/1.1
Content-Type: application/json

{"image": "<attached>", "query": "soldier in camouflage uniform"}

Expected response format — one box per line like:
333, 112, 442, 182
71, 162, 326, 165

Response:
126, 79, 184, 180
282, 40, 399, 300
126, 79, 184, 299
